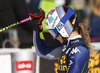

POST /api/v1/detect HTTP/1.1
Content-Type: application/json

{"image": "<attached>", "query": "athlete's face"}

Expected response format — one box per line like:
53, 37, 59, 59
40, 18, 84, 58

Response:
53, 35, 63, 44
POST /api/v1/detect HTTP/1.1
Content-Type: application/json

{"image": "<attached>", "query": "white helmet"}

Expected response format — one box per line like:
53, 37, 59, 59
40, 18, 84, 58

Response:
45, 5, 77, 38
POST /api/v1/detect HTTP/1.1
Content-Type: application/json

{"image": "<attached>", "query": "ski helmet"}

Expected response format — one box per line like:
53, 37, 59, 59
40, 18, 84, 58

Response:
45, 5, 77, 38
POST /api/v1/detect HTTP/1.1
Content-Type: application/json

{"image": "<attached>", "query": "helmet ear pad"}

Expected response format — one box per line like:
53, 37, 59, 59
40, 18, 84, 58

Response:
69, 14, 78, 29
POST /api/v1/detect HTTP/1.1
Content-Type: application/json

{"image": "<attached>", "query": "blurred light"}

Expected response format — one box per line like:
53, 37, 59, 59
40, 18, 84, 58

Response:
54, 0, 65, 6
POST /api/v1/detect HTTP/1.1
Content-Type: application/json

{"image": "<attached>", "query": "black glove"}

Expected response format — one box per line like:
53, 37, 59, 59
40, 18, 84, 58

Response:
29, 8, 45, 32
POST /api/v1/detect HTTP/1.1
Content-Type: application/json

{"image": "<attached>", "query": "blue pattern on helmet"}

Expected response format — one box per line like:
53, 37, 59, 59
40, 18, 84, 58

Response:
66, 20, 72, 32
48, 16, 54, 24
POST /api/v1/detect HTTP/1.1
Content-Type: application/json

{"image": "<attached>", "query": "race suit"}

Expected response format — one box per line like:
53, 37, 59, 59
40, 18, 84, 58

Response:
34, 31, 90, 73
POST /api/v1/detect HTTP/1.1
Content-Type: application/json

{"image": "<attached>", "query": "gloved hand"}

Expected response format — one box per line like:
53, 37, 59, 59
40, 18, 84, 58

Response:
29, 8, 45, 32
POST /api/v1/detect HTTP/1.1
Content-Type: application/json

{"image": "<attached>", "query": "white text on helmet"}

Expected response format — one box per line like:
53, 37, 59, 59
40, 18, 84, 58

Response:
56, 22, 64, 31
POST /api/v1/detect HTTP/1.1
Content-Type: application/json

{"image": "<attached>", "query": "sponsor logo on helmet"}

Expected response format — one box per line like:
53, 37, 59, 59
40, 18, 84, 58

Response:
56, 22, 64, 31
52, 16, 58, 28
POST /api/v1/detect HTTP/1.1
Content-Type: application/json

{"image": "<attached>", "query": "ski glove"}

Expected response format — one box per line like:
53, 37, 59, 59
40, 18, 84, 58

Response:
29, 8, 45, 32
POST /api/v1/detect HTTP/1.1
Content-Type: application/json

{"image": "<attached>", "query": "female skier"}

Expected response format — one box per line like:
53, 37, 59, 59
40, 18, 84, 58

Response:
30, 5, 91, 73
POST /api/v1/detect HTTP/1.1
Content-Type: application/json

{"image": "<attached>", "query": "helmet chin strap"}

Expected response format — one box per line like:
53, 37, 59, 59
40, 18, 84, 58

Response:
62, 37, 68, 45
